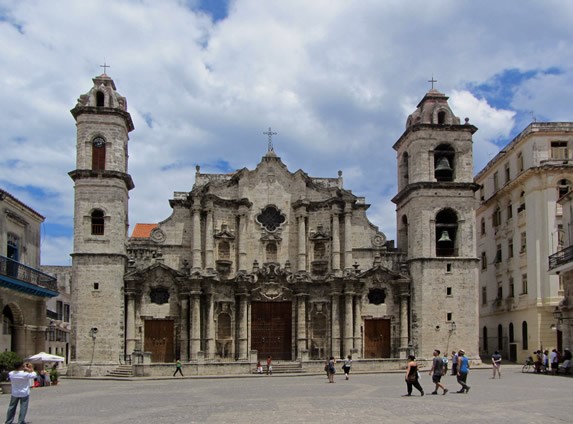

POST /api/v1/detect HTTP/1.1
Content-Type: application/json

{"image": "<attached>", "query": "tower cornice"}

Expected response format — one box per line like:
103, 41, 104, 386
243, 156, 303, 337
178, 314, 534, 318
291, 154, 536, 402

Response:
68, 169, 135, 190
70, 105, 134, 132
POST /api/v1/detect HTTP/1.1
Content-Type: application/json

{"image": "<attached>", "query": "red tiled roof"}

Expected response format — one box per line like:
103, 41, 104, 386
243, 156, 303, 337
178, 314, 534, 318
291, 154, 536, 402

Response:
130, 223, 157, 238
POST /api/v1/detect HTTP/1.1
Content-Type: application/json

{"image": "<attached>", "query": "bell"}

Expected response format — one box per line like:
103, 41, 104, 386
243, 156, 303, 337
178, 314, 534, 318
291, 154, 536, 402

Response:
435, 157, 453, 179
438, 230, 452, 243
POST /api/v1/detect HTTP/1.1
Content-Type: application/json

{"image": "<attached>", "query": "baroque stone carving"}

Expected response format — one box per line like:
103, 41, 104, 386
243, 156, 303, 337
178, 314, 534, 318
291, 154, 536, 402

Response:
150, 227, 166, 243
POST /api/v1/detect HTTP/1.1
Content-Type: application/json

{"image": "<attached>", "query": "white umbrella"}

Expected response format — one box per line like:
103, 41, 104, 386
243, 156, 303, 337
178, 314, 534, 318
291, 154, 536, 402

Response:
25, 352, 65, 363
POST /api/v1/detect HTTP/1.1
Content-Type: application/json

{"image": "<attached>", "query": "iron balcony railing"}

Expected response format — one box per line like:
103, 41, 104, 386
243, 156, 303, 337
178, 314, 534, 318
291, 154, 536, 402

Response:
0, 255, 57, 292
548, 245, 573, 271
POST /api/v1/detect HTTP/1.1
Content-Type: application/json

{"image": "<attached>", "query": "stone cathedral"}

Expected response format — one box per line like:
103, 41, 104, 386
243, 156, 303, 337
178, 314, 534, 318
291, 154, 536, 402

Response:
69, 73, 480, 376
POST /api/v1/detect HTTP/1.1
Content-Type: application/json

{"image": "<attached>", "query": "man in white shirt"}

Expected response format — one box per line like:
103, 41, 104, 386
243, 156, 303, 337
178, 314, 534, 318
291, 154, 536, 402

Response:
5, 361, 36, 424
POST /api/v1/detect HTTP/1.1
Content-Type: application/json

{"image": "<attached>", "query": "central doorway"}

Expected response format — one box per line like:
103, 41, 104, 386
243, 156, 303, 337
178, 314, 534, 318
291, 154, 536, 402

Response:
251, 302, 292, 360
144, 319, 174, 363
363, 318, 391, 358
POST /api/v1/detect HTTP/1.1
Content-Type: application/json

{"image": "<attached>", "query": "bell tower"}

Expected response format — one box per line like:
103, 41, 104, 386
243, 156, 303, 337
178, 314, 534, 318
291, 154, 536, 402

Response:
392, 88, 480, 360
69, 72, 134, 376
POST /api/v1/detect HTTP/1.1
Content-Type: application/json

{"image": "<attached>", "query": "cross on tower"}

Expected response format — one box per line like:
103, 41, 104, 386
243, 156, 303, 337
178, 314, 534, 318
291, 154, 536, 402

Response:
100, 61, 111, 75
263, 127, 277, 152
428, 76, 437, 90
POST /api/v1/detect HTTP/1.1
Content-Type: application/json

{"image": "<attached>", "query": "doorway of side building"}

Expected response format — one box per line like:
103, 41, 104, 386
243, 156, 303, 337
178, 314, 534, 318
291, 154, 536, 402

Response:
144, 319, 174, 363
251, 302, 292, 360
363, 318, 391, 358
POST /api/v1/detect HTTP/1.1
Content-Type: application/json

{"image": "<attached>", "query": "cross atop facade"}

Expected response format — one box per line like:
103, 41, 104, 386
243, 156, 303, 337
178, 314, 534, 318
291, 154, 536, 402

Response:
428, 76, 437, 90
263, 127, 277, 152
100, 61, 111, 75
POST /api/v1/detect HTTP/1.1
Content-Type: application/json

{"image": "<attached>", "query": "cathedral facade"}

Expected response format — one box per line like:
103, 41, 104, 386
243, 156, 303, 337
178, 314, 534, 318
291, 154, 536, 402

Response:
69, 74, 480, 376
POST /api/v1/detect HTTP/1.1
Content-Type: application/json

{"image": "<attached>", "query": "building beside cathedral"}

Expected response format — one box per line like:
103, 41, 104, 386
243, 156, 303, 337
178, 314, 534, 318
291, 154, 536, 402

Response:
68, 73, 480, 376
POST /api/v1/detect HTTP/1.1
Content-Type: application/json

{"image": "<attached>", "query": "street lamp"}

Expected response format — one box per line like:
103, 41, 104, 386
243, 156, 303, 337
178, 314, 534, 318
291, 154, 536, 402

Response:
89, 327, 98, 341
449, 321, 457, 333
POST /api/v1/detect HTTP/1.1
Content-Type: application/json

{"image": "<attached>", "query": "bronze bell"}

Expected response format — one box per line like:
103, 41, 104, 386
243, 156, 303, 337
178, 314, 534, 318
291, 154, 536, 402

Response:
435, 157, 453, 179
438, 230, 452, 243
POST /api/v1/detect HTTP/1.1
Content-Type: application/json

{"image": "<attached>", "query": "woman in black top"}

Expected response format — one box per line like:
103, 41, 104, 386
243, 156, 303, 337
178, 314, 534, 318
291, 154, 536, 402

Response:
403, 354, 424, 396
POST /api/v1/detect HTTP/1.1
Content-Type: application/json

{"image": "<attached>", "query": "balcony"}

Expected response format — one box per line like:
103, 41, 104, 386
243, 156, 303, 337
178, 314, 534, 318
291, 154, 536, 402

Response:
548, 245, 573, 275
0, 255, 58, 297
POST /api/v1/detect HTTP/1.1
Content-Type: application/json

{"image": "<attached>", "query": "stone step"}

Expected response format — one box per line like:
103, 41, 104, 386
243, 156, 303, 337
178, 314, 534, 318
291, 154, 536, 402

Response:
251, 362, 305, 374
107, 365, 134, 377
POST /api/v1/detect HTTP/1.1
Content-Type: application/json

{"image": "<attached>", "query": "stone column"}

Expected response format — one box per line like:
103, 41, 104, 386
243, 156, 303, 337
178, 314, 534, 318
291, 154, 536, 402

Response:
344, 203, 353, 269
125, 292, 136, 356
180, 295, 189, 361
206, 293, 215, 358
205, 204, 215, 270
296, 293, 307, 358
331, 292, 341, 358
343, 291, 354, 357
331, 210, 341, 271
190, 290, 201, 359
353, 294, 362, 358
238, 294, 249, 359
297, 212, 307, 271
192, 200, 202, 269
237, 207, 248, 271
400, 293, 410, 358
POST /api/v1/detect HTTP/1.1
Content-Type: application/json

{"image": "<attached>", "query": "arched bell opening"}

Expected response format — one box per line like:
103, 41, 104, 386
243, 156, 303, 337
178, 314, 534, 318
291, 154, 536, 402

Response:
434, 144, 454, 182
435, 208, 458, 257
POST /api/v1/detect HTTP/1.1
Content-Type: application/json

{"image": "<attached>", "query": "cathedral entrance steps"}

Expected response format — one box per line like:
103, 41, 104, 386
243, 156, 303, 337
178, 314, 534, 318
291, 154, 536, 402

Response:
106, 365, 134, 378
251, 362, 304, 374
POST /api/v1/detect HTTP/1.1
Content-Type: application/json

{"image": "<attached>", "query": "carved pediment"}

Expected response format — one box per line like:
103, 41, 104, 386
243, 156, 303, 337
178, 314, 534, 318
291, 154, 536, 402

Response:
251, 282, 292, 301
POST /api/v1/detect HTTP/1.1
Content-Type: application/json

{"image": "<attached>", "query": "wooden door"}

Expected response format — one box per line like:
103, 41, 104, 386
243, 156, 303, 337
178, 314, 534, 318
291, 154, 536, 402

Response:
144, 319, 174, 363
251, 302, 292, 360
364, 318, 391, 358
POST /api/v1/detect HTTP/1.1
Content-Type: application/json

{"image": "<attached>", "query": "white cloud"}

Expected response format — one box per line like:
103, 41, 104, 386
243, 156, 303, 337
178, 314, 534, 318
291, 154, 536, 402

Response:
1, 0, 573, 264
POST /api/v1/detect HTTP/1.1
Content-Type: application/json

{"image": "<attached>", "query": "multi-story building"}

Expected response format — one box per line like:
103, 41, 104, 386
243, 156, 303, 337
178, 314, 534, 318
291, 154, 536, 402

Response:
41, 265, 72, 363
0, 188, 58, 357
548, 188, 573, 352
476, 123, 572, 363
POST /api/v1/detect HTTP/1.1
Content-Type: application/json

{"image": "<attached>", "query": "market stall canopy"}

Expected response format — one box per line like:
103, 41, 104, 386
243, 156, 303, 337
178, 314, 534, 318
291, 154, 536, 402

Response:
25, 352, 65, 363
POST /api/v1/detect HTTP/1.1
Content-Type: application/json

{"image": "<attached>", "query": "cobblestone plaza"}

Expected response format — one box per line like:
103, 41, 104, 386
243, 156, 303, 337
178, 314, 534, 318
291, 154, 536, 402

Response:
1, 366, 571, 423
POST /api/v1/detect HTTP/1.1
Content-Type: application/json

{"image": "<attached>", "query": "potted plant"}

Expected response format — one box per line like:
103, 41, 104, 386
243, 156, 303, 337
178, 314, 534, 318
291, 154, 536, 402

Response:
0, 351, 22, 394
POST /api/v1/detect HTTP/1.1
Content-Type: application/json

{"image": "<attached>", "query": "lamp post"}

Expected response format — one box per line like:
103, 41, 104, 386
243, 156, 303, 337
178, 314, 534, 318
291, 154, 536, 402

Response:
449, 321, 457, 334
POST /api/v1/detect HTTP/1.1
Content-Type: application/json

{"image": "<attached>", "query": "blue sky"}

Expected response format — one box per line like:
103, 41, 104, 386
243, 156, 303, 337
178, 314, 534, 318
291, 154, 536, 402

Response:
1, 0, 573, 265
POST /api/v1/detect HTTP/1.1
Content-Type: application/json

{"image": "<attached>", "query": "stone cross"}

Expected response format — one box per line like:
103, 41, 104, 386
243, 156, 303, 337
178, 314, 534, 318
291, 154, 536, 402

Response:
428, 76, 437, 89
100, 61, 111, 75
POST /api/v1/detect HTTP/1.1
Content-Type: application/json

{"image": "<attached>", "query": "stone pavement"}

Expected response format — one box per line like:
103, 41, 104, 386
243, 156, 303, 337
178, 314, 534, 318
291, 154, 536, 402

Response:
1, 365, 571, 423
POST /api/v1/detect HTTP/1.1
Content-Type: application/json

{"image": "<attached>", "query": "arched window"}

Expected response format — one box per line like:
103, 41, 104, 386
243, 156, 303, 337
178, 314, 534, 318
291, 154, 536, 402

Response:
218, 241, 230, 260
91, 209, 105, 235
483, 326, 488, 353
522, 321, 528, 350
497, 324, 503, 351
400, 215, 409, 252
402, 152, 409, 183
92, 137, 106, 171
266, 243, 277, 262
434, 144, 454, 182
96, 91, 105, 107
436, 208, 458, 257
437, 110, 446, 124
509, 322, 514, 343
480, 218, 486, 236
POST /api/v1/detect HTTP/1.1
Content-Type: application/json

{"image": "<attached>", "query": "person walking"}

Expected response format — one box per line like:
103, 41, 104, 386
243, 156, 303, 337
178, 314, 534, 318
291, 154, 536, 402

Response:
456, 349, 471, 393
402, 354, 424, 397
342, 355, 352, 380
266, 355, 273, 375
491, 350, 502, 379
173, 359, 184, 377
429, 349, 448, 395
451, 351, 458, 375
550, 348, 559, 375
327, 356, 336, 383
5, 360, 37, 424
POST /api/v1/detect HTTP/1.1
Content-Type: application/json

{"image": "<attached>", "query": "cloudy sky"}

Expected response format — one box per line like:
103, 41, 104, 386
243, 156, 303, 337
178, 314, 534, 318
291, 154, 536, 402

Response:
1, 0, 572, 266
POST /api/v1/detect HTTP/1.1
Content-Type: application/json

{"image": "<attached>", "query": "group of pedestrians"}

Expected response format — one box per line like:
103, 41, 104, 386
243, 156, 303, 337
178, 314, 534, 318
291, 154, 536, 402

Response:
529, 347, 571, 374
403, 349, 470, 397
324, 354, 353, 383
